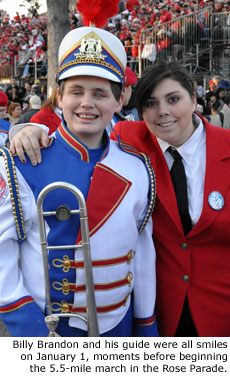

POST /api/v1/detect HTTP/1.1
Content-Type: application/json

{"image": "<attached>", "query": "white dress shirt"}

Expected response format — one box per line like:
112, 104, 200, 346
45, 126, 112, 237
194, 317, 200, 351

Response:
157, 116, 206, 227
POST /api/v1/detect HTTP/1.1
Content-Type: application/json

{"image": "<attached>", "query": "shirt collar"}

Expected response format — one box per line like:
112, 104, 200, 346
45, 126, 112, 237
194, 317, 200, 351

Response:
54, 106, 62, 119
157, 115, 205, 165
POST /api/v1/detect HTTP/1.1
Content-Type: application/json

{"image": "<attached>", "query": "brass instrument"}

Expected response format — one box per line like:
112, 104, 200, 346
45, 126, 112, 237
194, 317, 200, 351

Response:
37, 181, 99, 337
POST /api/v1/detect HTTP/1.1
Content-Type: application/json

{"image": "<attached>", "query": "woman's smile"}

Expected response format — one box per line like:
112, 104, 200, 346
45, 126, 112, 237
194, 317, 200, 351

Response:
143, 78, 196, 147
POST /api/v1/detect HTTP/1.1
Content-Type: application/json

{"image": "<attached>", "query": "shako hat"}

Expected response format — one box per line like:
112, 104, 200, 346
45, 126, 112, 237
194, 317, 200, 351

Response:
57, 26, 126, 85
56, 0, 126, 85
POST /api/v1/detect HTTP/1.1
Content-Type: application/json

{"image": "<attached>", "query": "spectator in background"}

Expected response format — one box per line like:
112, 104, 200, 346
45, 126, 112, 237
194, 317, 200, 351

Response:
21, 80, 33, 107
26, 86, 62, 135
35, 46, 47, 77
17, 43, 33, 78
7, 102, 22, 126
110, 66, 138, 131
220, 93, 230, 129
209, 100, 224, 128
203, 91, 216, 118
118, 1, 125, 13
159, 4, 172, 24
156, 29, 172, 59
124, 36, 133, 64
6, 86, 22, 104
8, 86, 62, 146
6, 76, 24, 104
17, 95, 42, 124
141, 36, 157, 65
126, 0, 140, 12
31, 82, 41, 96
130, 33, 140, 73
39, 84, 47, 104
215, 86, 226, 108
209, 75, 221, 91
0, 91, 10, 147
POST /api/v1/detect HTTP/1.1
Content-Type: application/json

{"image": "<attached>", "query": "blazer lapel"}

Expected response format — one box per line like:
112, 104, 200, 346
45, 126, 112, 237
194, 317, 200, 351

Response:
76, 162, 131, 243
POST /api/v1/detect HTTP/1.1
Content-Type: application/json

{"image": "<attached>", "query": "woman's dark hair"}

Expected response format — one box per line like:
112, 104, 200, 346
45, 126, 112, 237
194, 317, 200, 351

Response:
205, 91, 215, 102
135, 59, 195, 119
215, 87, 225, 98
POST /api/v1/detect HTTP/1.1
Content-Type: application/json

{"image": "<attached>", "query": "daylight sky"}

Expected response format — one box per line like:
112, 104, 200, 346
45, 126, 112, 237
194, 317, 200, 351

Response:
0, 0, 47, 18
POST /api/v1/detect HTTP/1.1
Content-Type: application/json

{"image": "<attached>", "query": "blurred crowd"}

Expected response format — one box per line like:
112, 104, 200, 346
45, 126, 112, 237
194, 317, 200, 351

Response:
0, 5, 48, 78
1, 0, 230, 79
1, 0, 230, 145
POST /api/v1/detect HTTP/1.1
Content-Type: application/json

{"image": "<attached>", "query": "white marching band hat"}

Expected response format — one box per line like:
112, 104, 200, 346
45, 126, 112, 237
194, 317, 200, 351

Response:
56, 26, 127, 85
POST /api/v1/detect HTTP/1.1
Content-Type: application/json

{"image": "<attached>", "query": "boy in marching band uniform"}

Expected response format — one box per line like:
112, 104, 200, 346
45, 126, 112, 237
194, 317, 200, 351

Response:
0, 25, 158, 337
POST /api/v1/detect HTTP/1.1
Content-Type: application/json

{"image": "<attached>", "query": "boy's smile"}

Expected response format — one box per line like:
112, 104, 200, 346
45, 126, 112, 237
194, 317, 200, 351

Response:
58, 76, 123, 148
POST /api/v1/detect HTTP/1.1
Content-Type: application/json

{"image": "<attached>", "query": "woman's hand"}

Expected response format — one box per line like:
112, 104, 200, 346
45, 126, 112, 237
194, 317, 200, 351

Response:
10, 125, 49, 165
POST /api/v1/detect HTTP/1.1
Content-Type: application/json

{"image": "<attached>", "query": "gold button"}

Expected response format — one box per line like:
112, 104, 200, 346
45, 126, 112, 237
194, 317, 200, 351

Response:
127, 250, 133, 264
62, 282, 70, 294
63, 259, 71, 268
61, 302, 69, 313
127, 272, 133, 286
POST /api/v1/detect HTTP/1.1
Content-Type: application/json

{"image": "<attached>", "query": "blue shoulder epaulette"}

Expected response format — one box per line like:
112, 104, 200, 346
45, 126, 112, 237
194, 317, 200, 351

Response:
0, 147, 26, 243
117, 137, 156, 233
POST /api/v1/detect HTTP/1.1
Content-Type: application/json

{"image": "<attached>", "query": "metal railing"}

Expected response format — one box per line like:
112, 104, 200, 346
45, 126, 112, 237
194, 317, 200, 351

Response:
129, 8, 230, 79
1, 8, 230, 81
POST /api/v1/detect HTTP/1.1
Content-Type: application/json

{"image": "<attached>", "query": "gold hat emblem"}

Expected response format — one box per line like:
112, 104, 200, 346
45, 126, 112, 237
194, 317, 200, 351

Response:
75, 36, 107, 60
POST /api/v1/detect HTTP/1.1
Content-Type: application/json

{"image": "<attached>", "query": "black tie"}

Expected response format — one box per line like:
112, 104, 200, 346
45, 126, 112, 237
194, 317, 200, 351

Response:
168, 147, 192, 235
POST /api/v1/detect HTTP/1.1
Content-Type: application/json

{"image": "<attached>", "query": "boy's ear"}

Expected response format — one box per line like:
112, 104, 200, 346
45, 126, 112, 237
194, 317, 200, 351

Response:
192, 94, 197, 113
57, 88, 63, 110
114, 92, 124, 113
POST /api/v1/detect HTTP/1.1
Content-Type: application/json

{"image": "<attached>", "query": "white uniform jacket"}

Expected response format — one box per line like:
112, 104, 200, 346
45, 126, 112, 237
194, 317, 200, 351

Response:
0, 122, 156, 336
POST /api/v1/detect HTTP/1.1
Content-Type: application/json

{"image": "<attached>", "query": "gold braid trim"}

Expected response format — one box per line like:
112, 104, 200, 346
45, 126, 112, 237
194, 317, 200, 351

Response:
138, 153, 156, 234
57, 58, 124, 80
0, 147, 26, 242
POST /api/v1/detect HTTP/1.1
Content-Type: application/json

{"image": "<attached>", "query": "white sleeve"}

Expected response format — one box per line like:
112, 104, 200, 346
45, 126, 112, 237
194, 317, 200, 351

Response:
0, 132, 8, 148
0, 157, 34, 304
133, 216, 156, 319
0, 156, 46, 306
9, 123, 49, 141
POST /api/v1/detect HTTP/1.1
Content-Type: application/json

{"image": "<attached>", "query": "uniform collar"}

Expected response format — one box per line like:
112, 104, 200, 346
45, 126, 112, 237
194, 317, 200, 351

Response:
157, 115, 205, 166
56, 120, 110, 163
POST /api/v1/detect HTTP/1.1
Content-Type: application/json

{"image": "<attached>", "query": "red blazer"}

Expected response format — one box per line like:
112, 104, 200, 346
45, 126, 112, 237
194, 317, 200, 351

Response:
30, 107, 61, 135
112, 118, 230, 337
